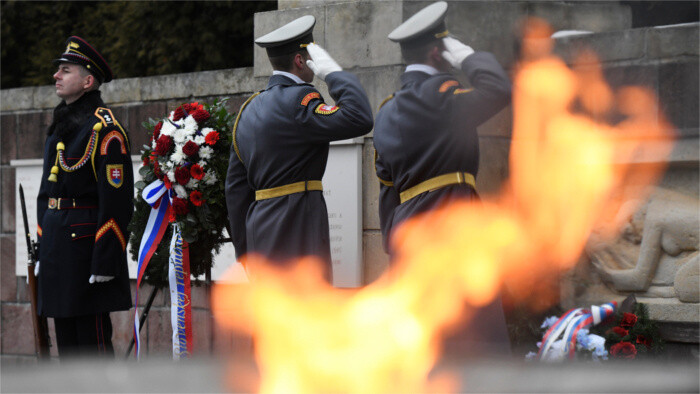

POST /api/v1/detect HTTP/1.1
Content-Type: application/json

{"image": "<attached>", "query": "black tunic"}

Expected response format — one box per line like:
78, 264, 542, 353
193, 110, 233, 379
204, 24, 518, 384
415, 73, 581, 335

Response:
36, 91, 133, 318
226, 72, 373, 275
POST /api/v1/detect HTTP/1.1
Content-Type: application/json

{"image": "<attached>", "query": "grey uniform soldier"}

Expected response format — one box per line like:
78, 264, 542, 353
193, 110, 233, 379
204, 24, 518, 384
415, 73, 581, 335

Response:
373, 2, 513, 354
226, 16, 373, 281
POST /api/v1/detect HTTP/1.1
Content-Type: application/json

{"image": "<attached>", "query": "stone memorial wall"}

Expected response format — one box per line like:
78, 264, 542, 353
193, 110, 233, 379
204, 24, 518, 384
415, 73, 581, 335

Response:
1, 0, 696, 361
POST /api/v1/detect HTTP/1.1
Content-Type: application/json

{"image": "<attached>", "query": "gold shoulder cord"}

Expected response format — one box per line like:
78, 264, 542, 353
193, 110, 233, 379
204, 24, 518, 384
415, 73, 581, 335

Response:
90, 108, 126, 181
378, 94, 395, 111
232, 92, 261, 163
48, 122, 101, 182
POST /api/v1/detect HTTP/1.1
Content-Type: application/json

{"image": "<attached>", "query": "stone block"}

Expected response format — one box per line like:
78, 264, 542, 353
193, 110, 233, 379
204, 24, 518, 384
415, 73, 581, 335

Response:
102, 77, 141, 104
190, 284, 211, 309
109, 106, 128, 133
362, 139, 380, 231
648, 23, 700, 59
0, 87, 33, 112
110, 309, 134, 357
192, 308, 212, 354
136, 283, 168, 308
145, 308, 172, 356
17, 274, 30, 303
127, 101, 167, 154
32, 86, 60, 110
438, 1, 526, 68
554, 29, 645, 65
142, 74, 199, 103
254, 7, 326, 78
527, 2, 631, 34
1, 114, 17, 164
355, 66, 405, 123
476, 135, 511, 196
603, 63, 659, 90
2, 168, 16, 233
16, 111, 51, 160
1, 303, 35, 355
363, 230, 389, 284
325, 1, 403, 68
1, 236, 17, 301
658, 60, 699, 132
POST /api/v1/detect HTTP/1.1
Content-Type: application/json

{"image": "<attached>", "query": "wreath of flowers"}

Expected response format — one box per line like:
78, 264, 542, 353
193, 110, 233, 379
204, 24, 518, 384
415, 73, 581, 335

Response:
595, 302, 663, 360
129, 99, 236, 287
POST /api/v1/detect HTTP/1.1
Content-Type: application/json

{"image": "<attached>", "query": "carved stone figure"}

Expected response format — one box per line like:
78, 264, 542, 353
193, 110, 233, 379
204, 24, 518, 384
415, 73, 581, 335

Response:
588, 188, 699, 303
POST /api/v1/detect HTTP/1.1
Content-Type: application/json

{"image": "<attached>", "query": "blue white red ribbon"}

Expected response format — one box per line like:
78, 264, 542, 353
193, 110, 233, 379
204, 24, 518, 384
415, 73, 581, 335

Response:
537, 301, 617, 360
169, 225, 193, 359
134, 180, 172, 359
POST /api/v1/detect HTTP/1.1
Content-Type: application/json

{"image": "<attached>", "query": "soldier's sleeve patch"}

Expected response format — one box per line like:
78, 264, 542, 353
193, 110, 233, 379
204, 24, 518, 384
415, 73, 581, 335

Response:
301, 92, 321, 106
96, 218, 127, 251
106, 164, 124, 188
454, 88, 474, 95
439, 80, 460, 93
314, 103, 340, 115
100, 130, 127, 155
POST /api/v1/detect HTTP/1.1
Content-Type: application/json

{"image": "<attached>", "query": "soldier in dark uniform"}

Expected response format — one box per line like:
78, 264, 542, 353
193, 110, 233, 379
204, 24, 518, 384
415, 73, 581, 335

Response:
226, 15, 373, 282
373, 2, 513, 354
35, 36, 133, 358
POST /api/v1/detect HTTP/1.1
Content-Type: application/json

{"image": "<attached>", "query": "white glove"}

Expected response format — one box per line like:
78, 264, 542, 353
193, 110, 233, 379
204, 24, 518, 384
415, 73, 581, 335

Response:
34, 261, 40, 277
89, 275, 115, 284
441, 37, 475, 68
305, 43, 342, 81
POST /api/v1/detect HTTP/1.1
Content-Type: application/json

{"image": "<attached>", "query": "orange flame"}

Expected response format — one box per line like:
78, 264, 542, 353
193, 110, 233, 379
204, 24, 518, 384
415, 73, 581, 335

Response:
213, 19, 674, 393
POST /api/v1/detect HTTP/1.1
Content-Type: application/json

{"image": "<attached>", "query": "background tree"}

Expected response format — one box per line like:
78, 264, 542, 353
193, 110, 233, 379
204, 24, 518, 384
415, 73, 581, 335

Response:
1, 1, 276, 89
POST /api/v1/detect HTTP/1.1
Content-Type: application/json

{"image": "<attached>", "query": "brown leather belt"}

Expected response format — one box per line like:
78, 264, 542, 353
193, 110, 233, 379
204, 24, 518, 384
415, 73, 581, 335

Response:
47, 197, 97, 210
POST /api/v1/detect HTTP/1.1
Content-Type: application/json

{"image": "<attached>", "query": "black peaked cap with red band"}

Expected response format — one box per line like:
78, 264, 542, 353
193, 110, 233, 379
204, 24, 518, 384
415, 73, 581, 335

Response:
53, 36, 114, 83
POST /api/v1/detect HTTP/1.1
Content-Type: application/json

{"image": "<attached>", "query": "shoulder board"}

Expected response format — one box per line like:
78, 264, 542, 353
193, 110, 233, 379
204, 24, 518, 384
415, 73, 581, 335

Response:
95, 107, 117, 127
378, 94, 395, 110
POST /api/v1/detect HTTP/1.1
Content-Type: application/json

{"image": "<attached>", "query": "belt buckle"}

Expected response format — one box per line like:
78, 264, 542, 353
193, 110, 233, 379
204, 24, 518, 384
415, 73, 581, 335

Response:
48, 198, 57, 209
456, 172, 464, 184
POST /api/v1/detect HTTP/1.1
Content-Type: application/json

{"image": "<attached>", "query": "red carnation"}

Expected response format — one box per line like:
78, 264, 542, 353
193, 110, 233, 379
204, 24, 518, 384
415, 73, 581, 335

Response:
620, 313, 638, 329
636, 335, 652, 349
163, 176, 172, 190
154, 135, 174, 156
612, 326, 629, 338
182, 140, 200, 156
174, 166, 191, 185
153, 121, 163, 140
172, 197, 189, 216
152, 159, 162, 178
142, 156, 150, 167
205, 130, 220, 145
191, 108, 210, 123
610, 341, 637, 359
190, 164, 205, 180
172, 106, 186, 121
189, 190, 204, 207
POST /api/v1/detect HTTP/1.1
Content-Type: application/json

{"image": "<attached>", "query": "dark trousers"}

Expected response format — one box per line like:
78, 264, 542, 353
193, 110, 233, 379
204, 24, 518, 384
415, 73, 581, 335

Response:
53, 313, 114, 359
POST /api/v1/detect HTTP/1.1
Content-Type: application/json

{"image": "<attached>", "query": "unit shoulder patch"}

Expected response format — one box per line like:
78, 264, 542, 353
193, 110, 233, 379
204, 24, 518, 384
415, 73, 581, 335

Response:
301, 92, 321, 106
453, 88, 474, 95
106, 164, 124, 188
100, 130, 127, 155
439, 80, 460, 93
314, 103, 340, 115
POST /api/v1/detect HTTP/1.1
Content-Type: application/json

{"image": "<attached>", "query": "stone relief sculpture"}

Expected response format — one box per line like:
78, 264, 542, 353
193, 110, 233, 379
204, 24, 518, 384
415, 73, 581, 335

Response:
588, 188, 699, 303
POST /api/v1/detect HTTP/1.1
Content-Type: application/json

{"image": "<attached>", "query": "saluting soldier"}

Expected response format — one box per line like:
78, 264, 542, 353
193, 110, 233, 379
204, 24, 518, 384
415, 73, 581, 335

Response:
36, 36, 133, 358
373, 2, 512, 354
226, 15, 373, 282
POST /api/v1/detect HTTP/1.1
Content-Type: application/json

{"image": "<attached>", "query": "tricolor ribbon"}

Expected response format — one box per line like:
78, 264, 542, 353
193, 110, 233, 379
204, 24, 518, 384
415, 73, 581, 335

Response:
169, 224, 193, 358
133, 180, 193, 359
537, 301, 617, 360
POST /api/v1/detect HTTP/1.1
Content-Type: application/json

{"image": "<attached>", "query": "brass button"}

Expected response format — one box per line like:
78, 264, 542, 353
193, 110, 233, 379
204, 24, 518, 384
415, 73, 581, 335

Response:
71, 233, 76, 238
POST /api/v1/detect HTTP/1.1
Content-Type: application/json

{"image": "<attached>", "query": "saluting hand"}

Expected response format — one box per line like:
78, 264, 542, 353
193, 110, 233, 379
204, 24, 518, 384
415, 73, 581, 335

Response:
305, 43, 342, 81
89, 275, 115, 284
441, 37, 475, 68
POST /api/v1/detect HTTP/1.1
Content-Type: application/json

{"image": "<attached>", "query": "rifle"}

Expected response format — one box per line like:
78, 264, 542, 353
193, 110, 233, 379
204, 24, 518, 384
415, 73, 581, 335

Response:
19, 184, 51, 358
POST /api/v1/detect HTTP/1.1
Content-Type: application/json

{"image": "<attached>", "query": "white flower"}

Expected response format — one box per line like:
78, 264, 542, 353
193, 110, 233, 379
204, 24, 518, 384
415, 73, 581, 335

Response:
197, 160, 207, 169
204, 170, 218, 185
160, 121, 176, 137
172, 127, 188, 144
199, 146, 213, 160
183, 116, 198, 136
540, 316, 559, 329
186, 178, 199, 189
151, 138, 157, 150
168, 111, 175, 121
170, 145, 186, 165
167, 170, 175, 183
173, 184, 187, 199
193, 135, 206, 145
